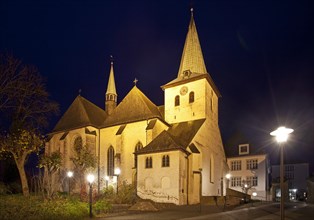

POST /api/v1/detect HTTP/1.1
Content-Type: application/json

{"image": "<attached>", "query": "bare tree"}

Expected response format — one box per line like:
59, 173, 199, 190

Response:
0, 53, 59, 196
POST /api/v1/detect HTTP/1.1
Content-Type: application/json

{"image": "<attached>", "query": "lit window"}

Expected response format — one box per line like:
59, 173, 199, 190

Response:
175, 95, 180, 106
247, 176, 258, 186
231, 160, 241, 171
107, 146, 114, 176
247, 159, 258, 170
145, 157, 152, 168
189, 91, 194, 103
231, 177, 242, 187
162, 155, 170, 167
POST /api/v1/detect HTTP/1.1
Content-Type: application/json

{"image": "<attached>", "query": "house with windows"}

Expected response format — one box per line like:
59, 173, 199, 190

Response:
45, 10, 228, 205
226, 143, 270, 200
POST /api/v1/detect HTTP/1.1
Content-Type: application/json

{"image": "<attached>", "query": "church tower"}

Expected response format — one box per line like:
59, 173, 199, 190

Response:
105, 60, 117, 115
162, 9, 221, 124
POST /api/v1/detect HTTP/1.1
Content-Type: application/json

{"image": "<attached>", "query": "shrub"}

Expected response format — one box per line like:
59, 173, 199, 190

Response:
8, 181, 21, 194
93, 199, 112, 214
0, 182, 11, 195
101, 182, 137, 204
0, 194, 89, 219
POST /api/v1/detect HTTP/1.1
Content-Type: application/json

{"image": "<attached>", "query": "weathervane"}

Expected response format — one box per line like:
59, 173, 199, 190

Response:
110, 55, 114, 64
79, 89, 82, 96
133, 78, 138, 86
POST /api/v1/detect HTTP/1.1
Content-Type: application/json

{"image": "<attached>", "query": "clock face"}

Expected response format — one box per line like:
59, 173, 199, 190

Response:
180, 86, 188, 95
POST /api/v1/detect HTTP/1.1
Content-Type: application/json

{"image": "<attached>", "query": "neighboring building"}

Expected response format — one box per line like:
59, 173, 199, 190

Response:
226, 144, 270, 201
272, 163, 309, 200
307, 177, 314, 203
46, 10, 228, 205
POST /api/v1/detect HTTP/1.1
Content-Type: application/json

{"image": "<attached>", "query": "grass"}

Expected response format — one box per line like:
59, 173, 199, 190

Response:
0, 194, 89, 220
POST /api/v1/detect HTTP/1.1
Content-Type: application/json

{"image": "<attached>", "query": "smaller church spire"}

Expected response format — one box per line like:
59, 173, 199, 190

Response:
106, 57, 117, 96
105, 56, 117, 115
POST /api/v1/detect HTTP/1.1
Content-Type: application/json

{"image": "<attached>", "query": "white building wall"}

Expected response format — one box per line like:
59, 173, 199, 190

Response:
137, 151, 187, 205
227, 154, 268, 200
164, 79, 206, 124
99, 119, 167, 186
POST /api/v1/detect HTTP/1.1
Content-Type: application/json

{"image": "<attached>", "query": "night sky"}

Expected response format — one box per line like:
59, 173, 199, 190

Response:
1, 0, 313, 173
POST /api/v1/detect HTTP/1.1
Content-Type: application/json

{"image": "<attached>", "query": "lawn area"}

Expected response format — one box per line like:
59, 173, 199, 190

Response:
0, 194, 89, 220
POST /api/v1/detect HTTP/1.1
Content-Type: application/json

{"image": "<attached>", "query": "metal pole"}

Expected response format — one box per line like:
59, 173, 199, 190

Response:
116, 175, 119, 194
280, 144, 284, 220
89, 183, 93, 218
68, 178, 70, 195
199, 170, 202, 212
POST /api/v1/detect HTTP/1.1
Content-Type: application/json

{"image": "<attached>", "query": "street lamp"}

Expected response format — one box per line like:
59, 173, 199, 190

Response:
223, 173, 231, 212
87, 174, 95, 218
225, 173, 231, 189
114, 168, 121, 194
270, 126, 294, 220
67, 171, 73, 195
252, 192, 257, 207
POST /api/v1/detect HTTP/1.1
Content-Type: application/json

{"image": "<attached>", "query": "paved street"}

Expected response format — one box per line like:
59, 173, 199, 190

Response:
99, 202, 314, 220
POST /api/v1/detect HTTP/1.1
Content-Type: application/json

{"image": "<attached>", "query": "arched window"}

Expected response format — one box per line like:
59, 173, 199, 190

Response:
107, 146, 115, 176
189, 91, 194, 103
162, 155, 170, 167
175, 95, 180, 106
73, 136, 83, 153
145, 157, 152, 168
134, 142, 143, 168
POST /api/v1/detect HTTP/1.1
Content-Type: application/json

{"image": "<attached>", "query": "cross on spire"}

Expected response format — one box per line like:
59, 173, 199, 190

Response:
133, 78, 138, 86
78, 89, 82, 96
110, 55, 114, 64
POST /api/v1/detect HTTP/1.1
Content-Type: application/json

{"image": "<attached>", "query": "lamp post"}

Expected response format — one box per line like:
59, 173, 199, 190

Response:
270, 126, 293, 220
87, 174, 95, 218
114, 168, 121, 194
67, 171, 73, 195
223, 173, 231, 211
225, 173, 231, 189
252, 192, 257, 207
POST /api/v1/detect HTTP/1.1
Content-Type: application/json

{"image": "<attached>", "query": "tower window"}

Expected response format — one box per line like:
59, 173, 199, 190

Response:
145, 157, 153, 168
162, 155, 170, 167
175, 95, 180, 106
107, 146, 115, 176
189, 91, 194, 103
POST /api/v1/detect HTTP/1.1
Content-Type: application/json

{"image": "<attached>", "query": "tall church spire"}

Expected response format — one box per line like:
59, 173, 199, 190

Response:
105, 58, 117, 115
177, 8, 207, 78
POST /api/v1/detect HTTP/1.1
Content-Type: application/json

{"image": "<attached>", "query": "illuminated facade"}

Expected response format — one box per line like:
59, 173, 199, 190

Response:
46, 11, 228, 205
226, 144, 270, 201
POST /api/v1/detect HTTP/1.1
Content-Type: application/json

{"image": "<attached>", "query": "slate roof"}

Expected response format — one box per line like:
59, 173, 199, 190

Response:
161, 11, 221, 97
103, 86, 163, 127
52, 95, 107, 133
106, 61, 117, 95
224, 130, 268, 158
136, 119, 205, 155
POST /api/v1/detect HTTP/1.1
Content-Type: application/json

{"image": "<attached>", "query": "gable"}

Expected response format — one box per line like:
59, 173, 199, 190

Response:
103, 86, 163, 127
52, 95, 107, 133
136, 119, 205, 155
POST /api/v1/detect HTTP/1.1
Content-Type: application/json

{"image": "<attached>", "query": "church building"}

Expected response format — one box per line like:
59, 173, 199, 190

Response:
46, 10, 228, 205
